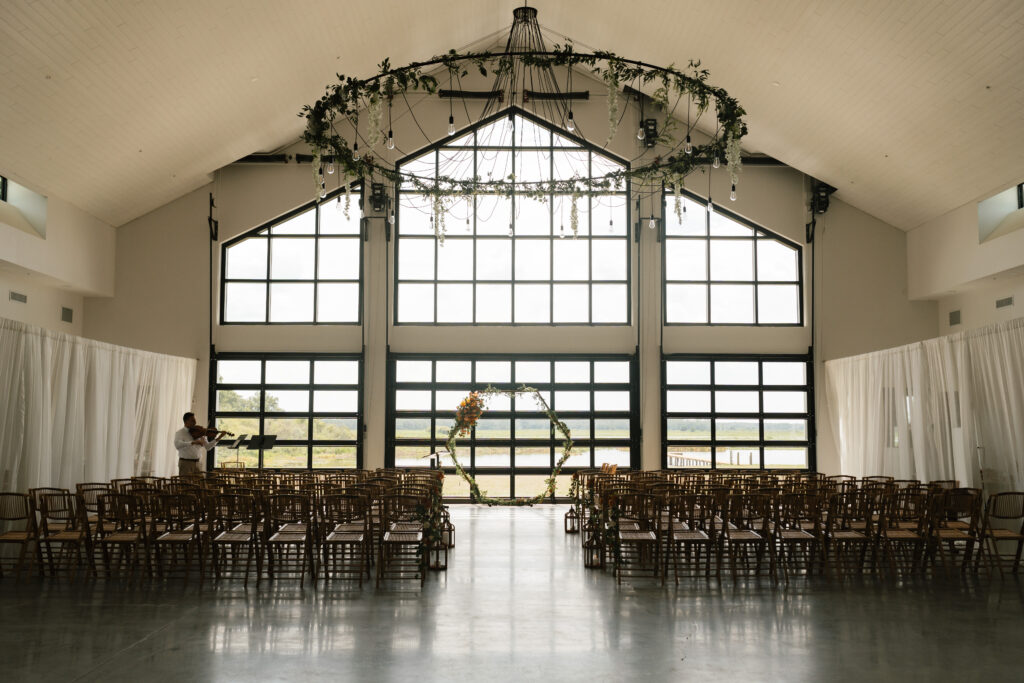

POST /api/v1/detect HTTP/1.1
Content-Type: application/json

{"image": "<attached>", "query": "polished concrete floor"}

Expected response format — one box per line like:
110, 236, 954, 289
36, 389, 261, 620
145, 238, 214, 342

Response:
2, 505, 1023, 682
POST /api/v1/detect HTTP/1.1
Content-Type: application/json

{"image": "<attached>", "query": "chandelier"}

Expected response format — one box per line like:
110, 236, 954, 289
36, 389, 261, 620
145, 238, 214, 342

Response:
301, 6, 748, 239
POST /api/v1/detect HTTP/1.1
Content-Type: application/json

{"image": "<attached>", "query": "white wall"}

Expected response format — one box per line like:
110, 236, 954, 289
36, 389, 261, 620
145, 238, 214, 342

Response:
936, 272, 1024, 336
0, 267, 84, 335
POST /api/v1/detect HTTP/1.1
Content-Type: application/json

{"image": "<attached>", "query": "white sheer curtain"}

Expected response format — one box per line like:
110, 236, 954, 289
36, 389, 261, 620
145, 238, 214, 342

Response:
0, 317, 197, 491
826, 317, 1024, 492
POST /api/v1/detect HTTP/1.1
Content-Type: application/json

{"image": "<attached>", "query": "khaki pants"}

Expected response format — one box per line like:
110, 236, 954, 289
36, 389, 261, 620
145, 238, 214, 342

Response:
178, 458, 201, 476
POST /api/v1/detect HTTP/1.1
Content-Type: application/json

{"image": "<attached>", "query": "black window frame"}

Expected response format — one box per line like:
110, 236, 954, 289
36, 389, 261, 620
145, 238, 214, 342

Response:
661, 352, 815, 471
387, 351, 640, 499
0, 175, 7, 202
219, 183, 364, 325
210, 351, 363, 470
662, 187, 804, 327
394, 107, 632, 326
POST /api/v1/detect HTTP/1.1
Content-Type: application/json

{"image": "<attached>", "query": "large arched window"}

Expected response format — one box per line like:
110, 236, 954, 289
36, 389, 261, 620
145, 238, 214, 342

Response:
221, 186, 362, 324
663, 192, 802, 325
395, 110, 630, 325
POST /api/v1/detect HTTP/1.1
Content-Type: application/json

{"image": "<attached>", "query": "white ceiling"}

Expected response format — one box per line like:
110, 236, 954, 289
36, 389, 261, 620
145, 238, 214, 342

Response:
1, 0, 1022, 230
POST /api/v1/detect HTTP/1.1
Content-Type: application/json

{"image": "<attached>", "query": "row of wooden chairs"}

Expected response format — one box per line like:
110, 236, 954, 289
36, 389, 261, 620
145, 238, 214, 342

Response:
0, 469, 453, 588
568, 470, 1024, 583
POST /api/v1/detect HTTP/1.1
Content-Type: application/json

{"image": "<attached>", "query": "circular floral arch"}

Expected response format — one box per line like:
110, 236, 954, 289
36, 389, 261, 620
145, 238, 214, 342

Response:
443, 386, 573, 506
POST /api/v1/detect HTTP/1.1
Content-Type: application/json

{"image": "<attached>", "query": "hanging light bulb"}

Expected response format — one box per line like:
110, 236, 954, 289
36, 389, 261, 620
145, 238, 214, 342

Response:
386, 130, 395, 150
319, 187, 327, 199
684, 135, 692, 154
559, 224, 566, 239
335, 196, 343, 211
448, 115, 456, 136
508, 223, 514, 237
708, 201, 715, 214
608, 218, 614, 234
730, 184, 737, 201
566, 111, 575, 132
637, 126, 645, 141
326, 160, 335, 175
352, 141, 360, 161
389, 209, 396, 225
648, 217, 656, 230
713, 156, 720, 169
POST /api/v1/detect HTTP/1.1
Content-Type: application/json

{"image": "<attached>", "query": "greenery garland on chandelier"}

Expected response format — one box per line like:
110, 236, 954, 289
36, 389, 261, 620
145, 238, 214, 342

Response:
301, 44, 748, 240
441, 387, 573, 506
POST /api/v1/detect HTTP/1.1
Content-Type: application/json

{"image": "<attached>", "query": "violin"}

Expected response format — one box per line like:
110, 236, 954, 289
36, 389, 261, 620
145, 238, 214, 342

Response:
189, 425, 235, 440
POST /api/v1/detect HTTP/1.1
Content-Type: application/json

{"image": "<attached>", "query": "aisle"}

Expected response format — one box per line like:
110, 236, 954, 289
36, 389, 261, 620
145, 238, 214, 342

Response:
0, 505, 1022, 682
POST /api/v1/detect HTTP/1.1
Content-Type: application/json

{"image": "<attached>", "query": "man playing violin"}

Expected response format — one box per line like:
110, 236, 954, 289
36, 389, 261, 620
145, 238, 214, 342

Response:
173, 412, 230, 476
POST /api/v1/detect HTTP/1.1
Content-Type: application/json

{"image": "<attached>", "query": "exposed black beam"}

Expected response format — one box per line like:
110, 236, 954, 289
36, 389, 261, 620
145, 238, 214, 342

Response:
523, 89, 590, 101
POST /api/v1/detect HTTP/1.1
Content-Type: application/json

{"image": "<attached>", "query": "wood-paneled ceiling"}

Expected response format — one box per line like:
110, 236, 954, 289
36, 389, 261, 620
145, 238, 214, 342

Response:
1, 0, 1022, 229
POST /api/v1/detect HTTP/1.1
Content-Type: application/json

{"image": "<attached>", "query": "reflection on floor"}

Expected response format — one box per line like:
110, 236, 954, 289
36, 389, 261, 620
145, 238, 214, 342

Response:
1, 505, 1022, 682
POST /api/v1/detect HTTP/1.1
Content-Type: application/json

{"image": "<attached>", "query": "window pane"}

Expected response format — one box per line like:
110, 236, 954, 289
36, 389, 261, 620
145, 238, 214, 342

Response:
313, 418, 358, 440
477, 447, 511, 468
437, 284, 474, 323
592, 240, 626, 280
396, 361, 432, 382
764, 447, 807, 469
513, 196, 549, 236
517, 150, 551, 183
265, 390, 308, 412
396, 390, 432, 411
269, 283, 314, 322
553, 239, 589, 280
263, 446, 309, 468
476, 361, 511, 383
315, 360, 359, 384
763, 362, 806, 385
594, 391, 629, 411
273, 209, 315, 235
515, 447, 550, 467
764, 419, 807, 441
515, 390, 550, 411
562, 419, 590, 439
318, 239, 359, 280
397, 283, 434, 322
475, 419, 510, 440
594, 362, 629, 383
399, 238, 435, 280
270, 238, 316, 279
666, 284, 707, 323
437, 239, 474, 280
665, 240, 706, 281
439, 149, 474, 181
757, 239, 799, 281
665, 361, 710, 385
398, 194, 434, 235
224, 283, 266, 322
319, 199, 361, 234
477, 195, 512, 235
555, 391, 589, 411
714, 361, 758, 385
594, 419, 630, 438
667, 446, 712, 468
592, 195, 627, 236
758, 284, 800, 324
312, 446, 356, 468
395, 417, 431, 439
764, 391, 807, 413
477, 240, 512, 280
313, 390, 358, 413
716, 446, 760, 468
709, 240, 753, 281
716, 419, 759, 440
437, 361, 471, 382
217, 389, 260, 412
666, 391, 710, 413
667, 418, 711, 440
317, 283, 359, 322
402, 152, 435, 185
515, 361, 550, 383
592, 284, 627, 323
265, 360, 309, 384
217, 360, 261, 384
551, 149, 586, 182
553, 284, 589, 322
709, 212, 753, 237
515, 240, 551, 280
554, 195, 589, 237
596, 446, 630, 467
514, 284, 550, 322
225, 238, 267, 279
664, 196, 707, 236
475, 284, 511, 323
715, 391, 759, 413
710, 284, 754, 323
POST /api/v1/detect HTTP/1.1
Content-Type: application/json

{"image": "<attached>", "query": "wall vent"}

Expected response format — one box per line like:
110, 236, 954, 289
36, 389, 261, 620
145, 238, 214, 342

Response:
61, 307, 73, 323
948, 310, 961, 326
996, 296, 1014, 309
8, 291, 27, 304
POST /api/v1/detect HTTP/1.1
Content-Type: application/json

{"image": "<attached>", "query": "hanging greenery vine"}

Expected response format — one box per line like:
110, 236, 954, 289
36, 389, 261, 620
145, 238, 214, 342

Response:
301, 46, 748, 232
440, 386, 574, 506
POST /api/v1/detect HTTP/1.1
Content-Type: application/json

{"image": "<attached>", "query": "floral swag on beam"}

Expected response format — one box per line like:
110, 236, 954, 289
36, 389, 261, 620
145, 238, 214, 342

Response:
438, 387, 574, 506
301, 24, 748, 242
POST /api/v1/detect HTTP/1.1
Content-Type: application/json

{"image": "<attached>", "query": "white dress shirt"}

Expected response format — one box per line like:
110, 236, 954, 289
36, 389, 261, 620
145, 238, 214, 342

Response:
174, 427, 219, 461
